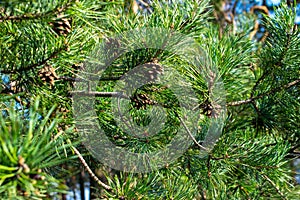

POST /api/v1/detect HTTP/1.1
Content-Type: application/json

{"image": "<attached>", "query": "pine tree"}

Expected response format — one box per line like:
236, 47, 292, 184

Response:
0, 0, 299, 199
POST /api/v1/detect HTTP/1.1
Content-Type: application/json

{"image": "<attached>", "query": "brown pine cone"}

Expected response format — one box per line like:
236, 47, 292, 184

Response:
49, 14, 71, 36
38, 64, 58, 86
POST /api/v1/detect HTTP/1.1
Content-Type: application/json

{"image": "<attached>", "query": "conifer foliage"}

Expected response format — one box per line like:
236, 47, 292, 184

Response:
0, 0, 299, 199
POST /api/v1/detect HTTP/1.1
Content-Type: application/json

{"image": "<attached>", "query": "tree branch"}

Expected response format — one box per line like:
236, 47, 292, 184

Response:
261, 174, 287, 200
175, 111, 208, 151
0, 0, 74, 22
227, 79, 300, 106
70, 91, 129, 99
71, 146, 111, 191
1, 47, 65, 74
58, 76, 120, 82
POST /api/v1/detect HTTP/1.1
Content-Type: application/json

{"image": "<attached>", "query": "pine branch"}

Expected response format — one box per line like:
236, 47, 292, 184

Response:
117, 95, 136, 135
207, 154, 211, 177
1, 47, 65, 74
211, 154, 231, 160
250, 5, 269, 15
0, 0, 74, 22
286, 151, 300, 159
261, 174, 287, 200
70, 91, 129, 98
71, 146, 112, 191
289, 141, 300, 152
58, 76, 120, 82
227, 79, 300, 106
231, 0, 238, 15
175, 111, 208, 151
251, 70, 269, 98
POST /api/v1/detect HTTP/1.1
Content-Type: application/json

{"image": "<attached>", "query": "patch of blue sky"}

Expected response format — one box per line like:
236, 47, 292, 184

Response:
0, 73, 36, 120
234, 0, 263, 14
267, 0, 281, 6
296, 4, 300, 24
1, 74, 10, 85
233, 0, 300, 24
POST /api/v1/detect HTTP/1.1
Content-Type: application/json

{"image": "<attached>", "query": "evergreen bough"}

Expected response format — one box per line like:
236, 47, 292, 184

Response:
0, 0, 299, 199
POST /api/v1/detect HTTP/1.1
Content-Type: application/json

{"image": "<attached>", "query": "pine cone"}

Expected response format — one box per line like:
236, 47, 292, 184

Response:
126, 61, 164, 89
199, 99, 213, 117
130, 93, 157, 110
142, 61, 163, 82
128, 61, 164, 109
38, 64, 58, 86
103, 38, 123, 63
199, 99, 222, 118
49, 14, 71, 36
71, 63, 84, 71
9, 80, 24, 93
